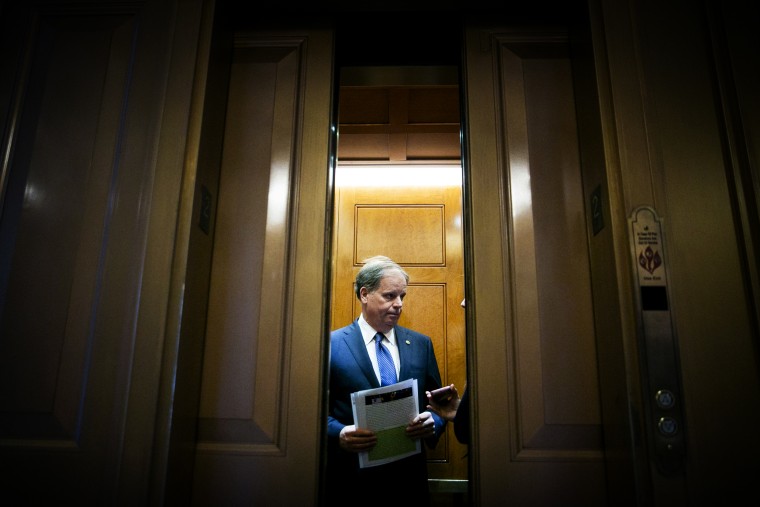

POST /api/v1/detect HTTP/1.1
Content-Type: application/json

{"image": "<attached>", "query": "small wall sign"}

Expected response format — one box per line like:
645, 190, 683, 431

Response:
590, 185, 604, 235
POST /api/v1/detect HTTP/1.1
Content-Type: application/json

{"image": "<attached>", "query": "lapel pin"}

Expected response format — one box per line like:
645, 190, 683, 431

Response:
405, 340, 411, 345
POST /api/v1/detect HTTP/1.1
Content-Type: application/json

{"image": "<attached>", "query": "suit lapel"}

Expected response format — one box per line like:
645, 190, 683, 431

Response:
344, 320, 379, 388
395, 326, 412, 380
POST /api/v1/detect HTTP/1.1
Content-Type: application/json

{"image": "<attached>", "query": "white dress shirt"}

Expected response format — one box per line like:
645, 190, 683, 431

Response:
358, 314, 400, 383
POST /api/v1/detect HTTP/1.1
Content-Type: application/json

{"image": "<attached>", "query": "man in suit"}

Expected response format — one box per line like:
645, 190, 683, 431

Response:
325, 255, 446, 506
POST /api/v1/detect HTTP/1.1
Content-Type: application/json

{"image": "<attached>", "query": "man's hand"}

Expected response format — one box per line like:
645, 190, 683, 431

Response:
339, 425, 377, 452
406, 411, 437, 440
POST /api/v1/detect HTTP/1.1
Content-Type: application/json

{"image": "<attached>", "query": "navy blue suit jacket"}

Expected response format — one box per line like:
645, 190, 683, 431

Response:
325, 320, 445, 505
327, 320, 445, 439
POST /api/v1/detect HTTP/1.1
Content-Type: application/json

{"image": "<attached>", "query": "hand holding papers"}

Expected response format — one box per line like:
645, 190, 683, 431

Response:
350, 378, 420, 468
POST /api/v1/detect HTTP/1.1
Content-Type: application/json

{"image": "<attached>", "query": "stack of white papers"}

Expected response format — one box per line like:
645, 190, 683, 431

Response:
350, 378, 421, 468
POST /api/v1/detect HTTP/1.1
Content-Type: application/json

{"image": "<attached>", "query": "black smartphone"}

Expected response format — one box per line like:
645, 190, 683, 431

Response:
429, 385, 453, 403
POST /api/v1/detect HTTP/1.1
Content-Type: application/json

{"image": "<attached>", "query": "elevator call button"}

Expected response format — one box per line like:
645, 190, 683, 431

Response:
655, 389, 675, 409
658, 417, 678, 436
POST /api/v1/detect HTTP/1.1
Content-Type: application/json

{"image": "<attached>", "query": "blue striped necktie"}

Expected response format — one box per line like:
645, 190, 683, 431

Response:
375, 333, 398, 386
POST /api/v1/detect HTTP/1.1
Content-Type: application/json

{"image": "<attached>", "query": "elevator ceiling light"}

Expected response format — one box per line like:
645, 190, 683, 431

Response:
335, 164, 462, 188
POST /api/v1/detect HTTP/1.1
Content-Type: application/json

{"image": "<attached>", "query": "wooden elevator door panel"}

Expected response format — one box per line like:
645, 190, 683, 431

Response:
462, 26, 608, 506
331, 181, 467, 482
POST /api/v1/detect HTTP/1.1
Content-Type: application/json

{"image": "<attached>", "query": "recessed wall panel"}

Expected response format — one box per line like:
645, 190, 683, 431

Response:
197, 40, 300, 450
354, 205, 444, 265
